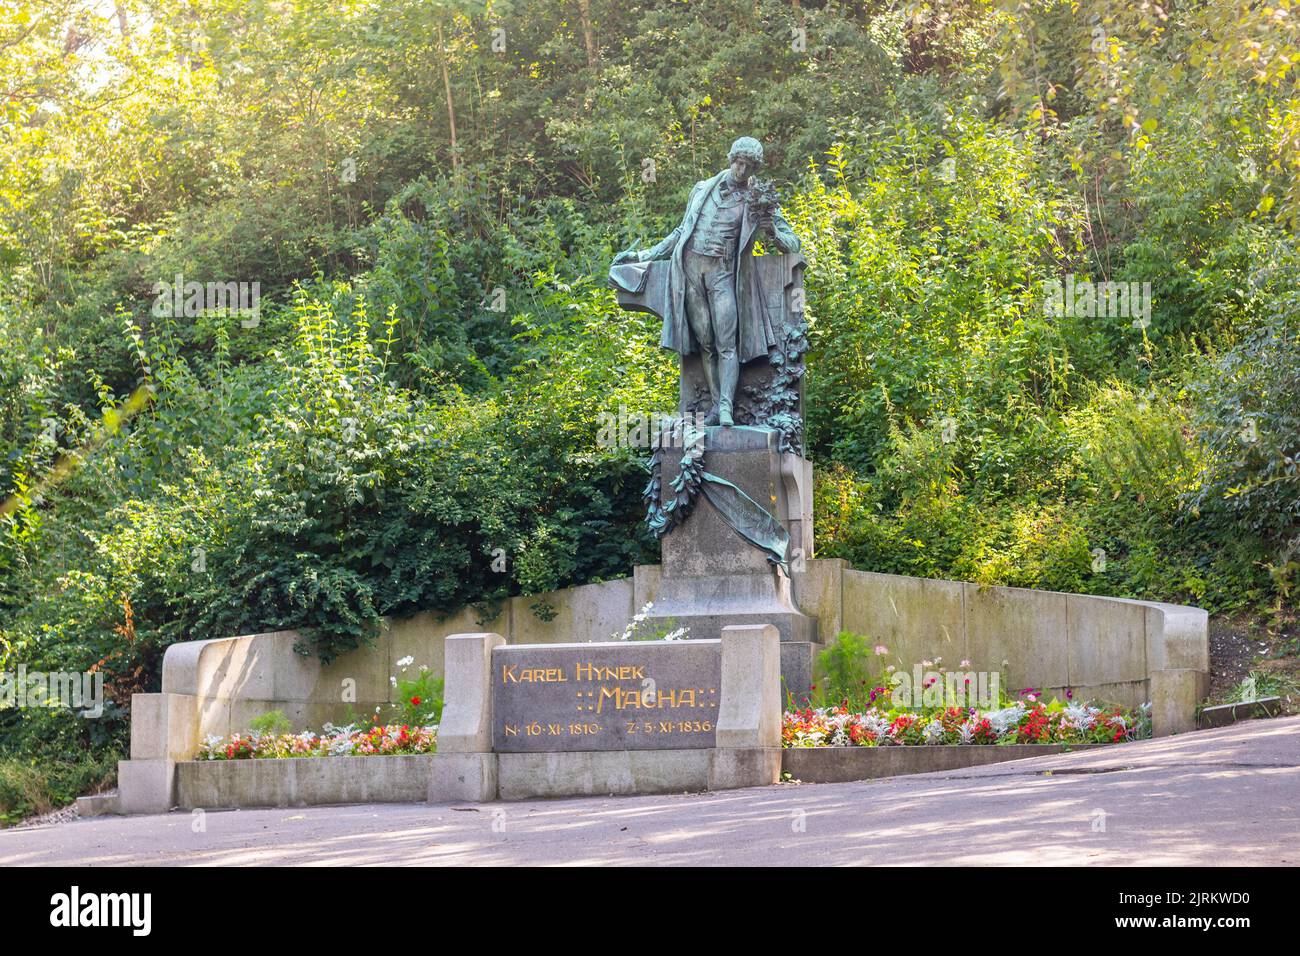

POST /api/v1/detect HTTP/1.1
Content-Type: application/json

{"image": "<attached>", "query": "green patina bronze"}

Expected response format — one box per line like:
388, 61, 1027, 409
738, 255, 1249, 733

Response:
613, 136, 806, 565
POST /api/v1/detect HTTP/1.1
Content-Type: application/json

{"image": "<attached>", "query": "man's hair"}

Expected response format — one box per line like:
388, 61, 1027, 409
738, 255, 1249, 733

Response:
727, 136, 764, 166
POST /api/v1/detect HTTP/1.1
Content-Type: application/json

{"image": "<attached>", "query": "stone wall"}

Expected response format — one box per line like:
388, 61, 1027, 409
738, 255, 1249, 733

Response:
116, 559, 1209, 812
793, 559, 1209, 733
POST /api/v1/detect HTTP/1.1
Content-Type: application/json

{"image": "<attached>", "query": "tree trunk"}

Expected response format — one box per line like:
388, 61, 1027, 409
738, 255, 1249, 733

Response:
578, 0, 597, 67
437, 22, 460, 168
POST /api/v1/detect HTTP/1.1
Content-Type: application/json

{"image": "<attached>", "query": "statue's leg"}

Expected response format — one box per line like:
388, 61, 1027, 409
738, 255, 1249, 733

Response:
706, 265, 740, 426
683, 253, 720, 422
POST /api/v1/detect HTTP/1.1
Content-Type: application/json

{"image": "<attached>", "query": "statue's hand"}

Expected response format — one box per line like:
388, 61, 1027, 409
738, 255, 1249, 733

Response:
612, 249, 640, 266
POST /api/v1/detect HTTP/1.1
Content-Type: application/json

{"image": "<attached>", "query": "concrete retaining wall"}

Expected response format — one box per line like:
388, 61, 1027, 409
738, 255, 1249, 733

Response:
117, 558, 1209, 812
162, 744, 1113, 809
793, 560, 1208, 735
782, 743, 1108, 784
177, 755, 436, 809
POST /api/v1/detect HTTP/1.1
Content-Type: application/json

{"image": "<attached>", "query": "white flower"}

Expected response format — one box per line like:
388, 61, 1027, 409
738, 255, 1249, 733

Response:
396, 655, 415, 668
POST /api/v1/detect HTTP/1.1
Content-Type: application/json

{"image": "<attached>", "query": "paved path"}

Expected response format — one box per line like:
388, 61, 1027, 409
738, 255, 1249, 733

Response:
3, 717, 1297, 866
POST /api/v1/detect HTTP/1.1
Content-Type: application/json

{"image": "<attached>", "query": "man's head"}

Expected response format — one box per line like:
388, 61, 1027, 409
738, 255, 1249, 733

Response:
727, 136, 764, 185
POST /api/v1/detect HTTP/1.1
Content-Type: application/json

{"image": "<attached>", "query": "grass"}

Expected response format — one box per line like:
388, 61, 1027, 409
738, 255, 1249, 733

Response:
0, 753, 119, 827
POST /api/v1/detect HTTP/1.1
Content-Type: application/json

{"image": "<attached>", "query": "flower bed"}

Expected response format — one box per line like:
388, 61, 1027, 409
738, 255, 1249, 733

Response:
783, 700, 1149, 748
197, 723, 437, 760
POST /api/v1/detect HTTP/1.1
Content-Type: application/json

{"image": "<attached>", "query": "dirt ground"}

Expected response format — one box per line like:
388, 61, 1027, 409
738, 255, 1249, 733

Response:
1208, 606, 1300, 709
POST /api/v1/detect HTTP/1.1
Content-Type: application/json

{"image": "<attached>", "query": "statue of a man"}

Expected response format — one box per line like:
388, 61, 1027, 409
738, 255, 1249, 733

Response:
613, 136, 801, 426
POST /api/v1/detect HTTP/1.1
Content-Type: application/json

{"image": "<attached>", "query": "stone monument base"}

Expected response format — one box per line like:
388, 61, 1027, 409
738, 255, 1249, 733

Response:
649, 425, 821, 700
428, 624, 784, 802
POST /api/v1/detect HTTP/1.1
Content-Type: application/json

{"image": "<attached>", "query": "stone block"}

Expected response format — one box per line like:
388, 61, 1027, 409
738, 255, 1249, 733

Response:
658, 426, 795, 579
842, 570, 966, 668
1150, 669, 1209, 737
177, 755, 436, 808
781, 743, 1107, 784
707, 747, 781, 790
438, 632, 505, 753
75, 793, 120, 817
716, 624, 781, 749
194, 696, 231, 740
428, 753, 499, 803
385, 605, 498, 687
117, 759, 176, 815
1067, 594, 1147, 687
162, 630, 293, 702
129, 693, 200, 762
965, 583, 1067, 691
509, 578, 633, 645
780, 642, 820, 707
792, 558, 845, 641
496, 750, 710, 799
633, 564, 662, 612
1145, 603, 1210, 672
492, 640, 720, 752
1199, 697, 1283, 729
314, 630, 392, 705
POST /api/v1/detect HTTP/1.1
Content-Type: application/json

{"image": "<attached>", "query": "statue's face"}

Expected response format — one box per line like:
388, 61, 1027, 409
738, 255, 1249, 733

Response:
728, 155, 757, 185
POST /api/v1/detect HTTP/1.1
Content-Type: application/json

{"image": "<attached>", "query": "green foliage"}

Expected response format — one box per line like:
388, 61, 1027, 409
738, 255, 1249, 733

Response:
248, 710, 294, 737
389, 663, 445, 728
0, 0, 1297, 818
810, 632, 891, 712
0, 753, 117, 827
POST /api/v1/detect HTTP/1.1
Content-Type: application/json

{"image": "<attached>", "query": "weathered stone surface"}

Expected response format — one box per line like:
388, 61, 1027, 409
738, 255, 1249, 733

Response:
779, 642, 819, 705
792, 558, 845, 641
633, 564, 662, 611
658, 426, 789, 578
178, 755, 436, 809
1199, 697, 1283, 728
491, 640, 721, 752
708, 747, 781, 789
1149, 669, 1210, 736
1067, 594, 1147, 686
74, 793, 120, 817
439, 632, 504, 753
716, 624, 780, 749
1145, 602, 1211, 672
428, 753, 498, 803
385, 605, 504, 694
510, 578, 634, 646
129, 692, 199, 762
842, 570, 966, 667
965, 583, 1067, 691
782, 743, 1108, 784
497, 749, 711, 799
117, 758, 176, 815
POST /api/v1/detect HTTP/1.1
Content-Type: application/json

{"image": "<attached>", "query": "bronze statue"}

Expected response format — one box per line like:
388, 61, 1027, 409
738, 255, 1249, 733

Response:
612, 136, 801, 426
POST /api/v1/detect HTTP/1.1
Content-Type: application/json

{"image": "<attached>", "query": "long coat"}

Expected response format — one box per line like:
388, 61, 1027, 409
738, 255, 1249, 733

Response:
643, 170, 801, 363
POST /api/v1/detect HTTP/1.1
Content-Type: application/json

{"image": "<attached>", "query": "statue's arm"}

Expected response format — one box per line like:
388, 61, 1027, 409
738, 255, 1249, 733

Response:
613, 183, 700, 264
768, 205, 801, 254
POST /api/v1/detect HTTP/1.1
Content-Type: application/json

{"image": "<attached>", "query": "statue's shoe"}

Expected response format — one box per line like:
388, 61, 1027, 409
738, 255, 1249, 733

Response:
718, 406, 734, 427
702, 407, 721, 427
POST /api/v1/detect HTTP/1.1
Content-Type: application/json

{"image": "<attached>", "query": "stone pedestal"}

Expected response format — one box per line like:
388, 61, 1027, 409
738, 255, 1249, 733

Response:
649, 425, 821, 700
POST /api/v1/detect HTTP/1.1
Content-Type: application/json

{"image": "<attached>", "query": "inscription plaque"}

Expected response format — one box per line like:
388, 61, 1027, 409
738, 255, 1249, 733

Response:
491, 640, 722, 752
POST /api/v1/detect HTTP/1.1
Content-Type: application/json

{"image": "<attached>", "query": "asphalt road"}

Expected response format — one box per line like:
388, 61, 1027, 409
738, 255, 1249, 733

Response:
3, 716, 1297, 866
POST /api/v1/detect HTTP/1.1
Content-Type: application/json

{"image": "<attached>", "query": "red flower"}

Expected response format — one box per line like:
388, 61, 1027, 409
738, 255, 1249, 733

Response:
410, 696, 421, 706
